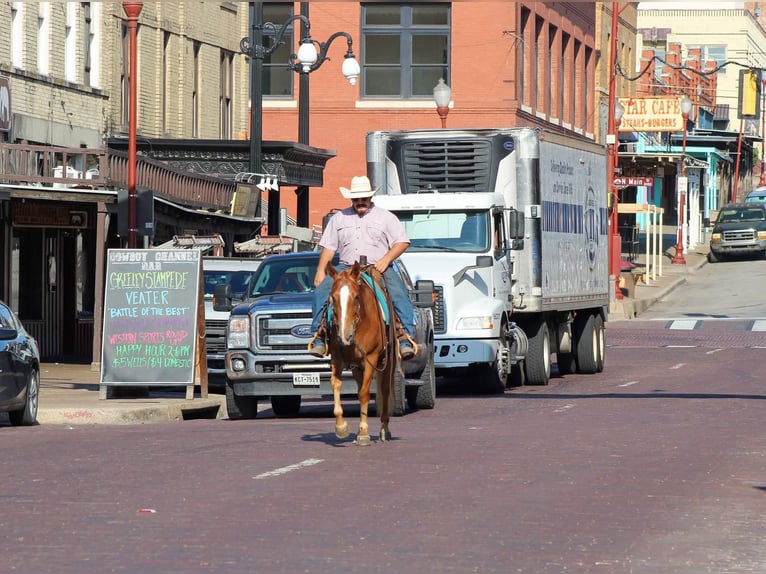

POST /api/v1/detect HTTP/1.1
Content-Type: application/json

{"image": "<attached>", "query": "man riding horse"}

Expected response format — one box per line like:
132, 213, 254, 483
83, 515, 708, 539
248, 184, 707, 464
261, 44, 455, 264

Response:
309, 175, 417, 360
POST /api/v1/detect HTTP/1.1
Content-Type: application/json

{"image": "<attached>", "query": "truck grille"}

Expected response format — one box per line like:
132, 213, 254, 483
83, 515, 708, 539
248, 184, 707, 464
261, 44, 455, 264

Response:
402, 140, 491, 193
433, 286, 446, 334
722, 229, 756, 241
204, 319, 228, 353
256, 311, 313, 351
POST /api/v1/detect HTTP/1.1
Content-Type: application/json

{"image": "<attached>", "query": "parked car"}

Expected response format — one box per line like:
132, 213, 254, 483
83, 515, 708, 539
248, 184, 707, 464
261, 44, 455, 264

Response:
0, 300, 40, 426
745, 187, 766, 204
708, 202, 766, 262
202, 257, 263, 391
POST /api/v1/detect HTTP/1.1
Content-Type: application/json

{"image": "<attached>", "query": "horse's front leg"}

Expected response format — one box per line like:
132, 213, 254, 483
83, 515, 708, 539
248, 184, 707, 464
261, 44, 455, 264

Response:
353, 365, 374, 446
330, 362, 349, 439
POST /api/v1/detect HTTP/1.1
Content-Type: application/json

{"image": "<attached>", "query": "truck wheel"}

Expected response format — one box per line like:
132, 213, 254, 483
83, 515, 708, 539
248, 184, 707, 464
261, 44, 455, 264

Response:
270, 395, 301, 417
707, 251, 718, 263
225, 381, 259, 420
595, 315, 606, 373
574, 313, 599, 374
406, 343, 436, 410
525, 319, 551, 385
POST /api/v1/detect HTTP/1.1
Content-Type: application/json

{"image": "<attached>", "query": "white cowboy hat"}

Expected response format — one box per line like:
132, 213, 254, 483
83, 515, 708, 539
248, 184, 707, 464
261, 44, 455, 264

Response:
339, 175, 379, 199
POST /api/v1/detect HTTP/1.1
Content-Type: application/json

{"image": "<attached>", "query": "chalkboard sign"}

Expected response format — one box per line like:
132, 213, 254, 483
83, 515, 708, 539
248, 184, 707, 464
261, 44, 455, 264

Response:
100, 249, 204, 387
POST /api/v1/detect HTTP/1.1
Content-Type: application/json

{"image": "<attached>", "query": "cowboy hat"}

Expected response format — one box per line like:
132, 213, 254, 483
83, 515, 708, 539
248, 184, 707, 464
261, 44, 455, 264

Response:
339, 175, 379, 199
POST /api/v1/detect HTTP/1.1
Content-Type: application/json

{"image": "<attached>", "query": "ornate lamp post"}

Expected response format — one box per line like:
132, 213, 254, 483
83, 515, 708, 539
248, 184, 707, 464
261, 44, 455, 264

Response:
433, 78, 451, 128
240, 2, 359, 232
123, 2, 142, 248
671, 94, 693, 265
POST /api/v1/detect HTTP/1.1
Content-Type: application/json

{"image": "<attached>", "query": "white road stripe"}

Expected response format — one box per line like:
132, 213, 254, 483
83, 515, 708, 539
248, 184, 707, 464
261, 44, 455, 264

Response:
553, 404, 575, 413
752, 320, 766, 332
669, 363, 686, 370
668, 320, 698, 330
618, 381, 639, 387
253, 458, 324, 480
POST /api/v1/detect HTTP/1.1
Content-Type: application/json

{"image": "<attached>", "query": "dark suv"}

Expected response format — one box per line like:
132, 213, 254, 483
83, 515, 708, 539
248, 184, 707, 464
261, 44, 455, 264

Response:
708, 202, 766, 262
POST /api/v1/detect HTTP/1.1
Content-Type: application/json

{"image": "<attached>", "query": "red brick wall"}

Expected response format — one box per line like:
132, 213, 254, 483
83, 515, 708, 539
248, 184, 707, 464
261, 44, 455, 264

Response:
260, 2, 596, 229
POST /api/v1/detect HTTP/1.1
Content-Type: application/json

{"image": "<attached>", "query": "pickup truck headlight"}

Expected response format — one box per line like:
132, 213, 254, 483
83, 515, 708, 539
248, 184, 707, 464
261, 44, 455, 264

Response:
456, 316, 494, 330
227, 316, 251, 349
710, 232, 721, 243
758, 231, 766, 240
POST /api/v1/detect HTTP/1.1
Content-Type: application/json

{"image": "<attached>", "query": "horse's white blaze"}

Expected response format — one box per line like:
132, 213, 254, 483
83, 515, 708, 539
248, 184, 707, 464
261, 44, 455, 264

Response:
339, 284, 352, 342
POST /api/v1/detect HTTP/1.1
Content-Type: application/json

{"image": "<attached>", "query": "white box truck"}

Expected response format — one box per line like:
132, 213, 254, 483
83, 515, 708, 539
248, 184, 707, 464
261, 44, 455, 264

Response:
368, 127, 609, 391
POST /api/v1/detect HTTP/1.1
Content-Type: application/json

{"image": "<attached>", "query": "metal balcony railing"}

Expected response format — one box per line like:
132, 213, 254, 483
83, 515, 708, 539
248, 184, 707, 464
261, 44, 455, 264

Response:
0, 142, 236, 211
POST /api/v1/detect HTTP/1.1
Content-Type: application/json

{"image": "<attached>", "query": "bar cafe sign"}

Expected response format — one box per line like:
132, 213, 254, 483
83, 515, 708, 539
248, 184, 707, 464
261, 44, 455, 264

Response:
618, 96, 685, 132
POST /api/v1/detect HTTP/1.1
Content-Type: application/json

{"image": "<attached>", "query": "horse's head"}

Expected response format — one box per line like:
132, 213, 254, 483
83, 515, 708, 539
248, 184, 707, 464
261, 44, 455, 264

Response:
327, 262, 363, 346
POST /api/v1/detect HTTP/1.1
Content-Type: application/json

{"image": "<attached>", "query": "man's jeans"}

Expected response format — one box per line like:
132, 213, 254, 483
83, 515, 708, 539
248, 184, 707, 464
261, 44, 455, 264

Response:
311, 265, 415, 338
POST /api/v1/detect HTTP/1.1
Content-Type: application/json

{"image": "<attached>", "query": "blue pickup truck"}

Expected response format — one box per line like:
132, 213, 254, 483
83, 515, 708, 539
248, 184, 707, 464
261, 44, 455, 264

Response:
214, 251, 436, 419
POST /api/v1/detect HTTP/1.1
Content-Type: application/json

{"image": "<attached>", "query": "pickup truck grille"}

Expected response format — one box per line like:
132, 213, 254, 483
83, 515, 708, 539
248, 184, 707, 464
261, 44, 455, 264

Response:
205, 319, 228, 353
433, 286, 446, 334
255, 311, 313, 351
722, 229, 756, 242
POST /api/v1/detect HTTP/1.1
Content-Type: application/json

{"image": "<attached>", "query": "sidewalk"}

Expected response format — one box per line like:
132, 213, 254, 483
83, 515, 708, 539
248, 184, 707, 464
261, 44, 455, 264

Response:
609, 226, 709, 321
32, 364, 226, 426
9, 228, 707, 426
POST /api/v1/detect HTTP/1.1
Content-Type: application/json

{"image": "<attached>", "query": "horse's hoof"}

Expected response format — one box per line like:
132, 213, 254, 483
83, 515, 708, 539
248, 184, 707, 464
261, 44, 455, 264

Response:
353, 435, 371, 446
335, 423, 350, 439
379, 428, 388, 442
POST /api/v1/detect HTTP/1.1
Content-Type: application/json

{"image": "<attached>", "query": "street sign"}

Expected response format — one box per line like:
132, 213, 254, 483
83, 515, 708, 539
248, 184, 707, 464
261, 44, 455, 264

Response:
614, 176, 654, 187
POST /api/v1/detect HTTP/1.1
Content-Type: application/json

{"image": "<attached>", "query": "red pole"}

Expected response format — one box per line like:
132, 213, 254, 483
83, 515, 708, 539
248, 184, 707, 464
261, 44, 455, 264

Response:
671, 111, 689, 265
733, 118, 743, 202
123, 2, 143, 248
607, 3, 622, 300
760, 79, 765, 187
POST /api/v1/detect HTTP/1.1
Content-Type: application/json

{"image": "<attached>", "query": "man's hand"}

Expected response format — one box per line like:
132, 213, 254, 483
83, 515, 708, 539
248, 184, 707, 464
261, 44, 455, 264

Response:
314, 268, 326, 287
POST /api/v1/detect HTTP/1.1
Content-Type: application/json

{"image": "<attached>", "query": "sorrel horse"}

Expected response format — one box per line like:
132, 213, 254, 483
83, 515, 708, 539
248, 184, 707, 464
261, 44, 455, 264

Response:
325, 262, 396, 445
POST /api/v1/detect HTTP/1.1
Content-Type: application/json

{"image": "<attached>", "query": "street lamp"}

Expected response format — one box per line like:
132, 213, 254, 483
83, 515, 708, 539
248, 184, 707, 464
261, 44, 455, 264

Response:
293, 3, 359, 227
240, 3, 359, 233
671, 94, 693, 265
433, 78, 451, 128
123, 2, 142, 248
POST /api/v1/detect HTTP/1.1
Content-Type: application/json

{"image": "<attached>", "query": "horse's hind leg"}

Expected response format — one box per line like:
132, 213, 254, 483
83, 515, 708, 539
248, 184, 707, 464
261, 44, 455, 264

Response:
378, 364, 393, 443
330, 367, 349, 439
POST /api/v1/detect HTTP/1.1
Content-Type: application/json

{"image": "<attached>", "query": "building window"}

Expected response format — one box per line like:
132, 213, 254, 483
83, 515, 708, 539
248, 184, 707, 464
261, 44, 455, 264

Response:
361, 3, 450, 98
83, 2, 91, 86
162, 31, 170, 135
220, 50, 234, 139
193, 41, 201, 138
65, 3, 77, 83
519, 6, 530, 106
121, 23, 129, 128
38, 3, 50, 75
688, 45, 726, 74
561, 32, 569, 123
262, 3, 293, 96
11, 2, 24, 69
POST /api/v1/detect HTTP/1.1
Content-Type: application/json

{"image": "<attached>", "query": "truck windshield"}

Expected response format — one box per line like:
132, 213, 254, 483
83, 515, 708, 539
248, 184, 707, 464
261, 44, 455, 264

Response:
203, 270, 257, 300
398, 210, 489, 253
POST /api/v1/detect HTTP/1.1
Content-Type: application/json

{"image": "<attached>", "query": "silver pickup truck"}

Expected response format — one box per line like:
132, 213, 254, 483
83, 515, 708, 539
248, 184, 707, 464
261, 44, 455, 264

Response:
214, 251, 436, 419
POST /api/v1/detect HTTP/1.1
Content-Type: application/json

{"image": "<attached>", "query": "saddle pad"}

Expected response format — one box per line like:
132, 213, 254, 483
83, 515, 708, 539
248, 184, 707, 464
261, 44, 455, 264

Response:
326, 272, 390, 326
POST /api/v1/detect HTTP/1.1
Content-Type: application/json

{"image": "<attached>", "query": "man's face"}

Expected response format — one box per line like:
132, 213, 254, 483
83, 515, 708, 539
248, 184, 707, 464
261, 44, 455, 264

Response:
351, 196, 372, 216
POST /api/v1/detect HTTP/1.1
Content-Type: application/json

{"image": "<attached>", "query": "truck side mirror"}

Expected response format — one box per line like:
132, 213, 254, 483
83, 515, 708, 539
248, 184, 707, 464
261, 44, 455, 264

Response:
412, 279, 435, 308
213, 284, 233, 312
509, 209, 525, 240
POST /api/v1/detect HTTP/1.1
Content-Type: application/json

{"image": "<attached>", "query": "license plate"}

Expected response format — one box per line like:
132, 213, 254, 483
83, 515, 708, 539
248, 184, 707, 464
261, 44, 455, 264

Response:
292, 372, 320, 387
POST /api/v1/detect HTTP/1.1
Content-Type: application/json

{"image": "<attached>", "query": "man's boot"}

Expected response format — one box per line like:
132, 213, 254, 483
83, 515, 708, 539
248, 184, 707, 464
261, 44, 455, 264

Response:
395, 321, 416, 360
308, 324, 327, 357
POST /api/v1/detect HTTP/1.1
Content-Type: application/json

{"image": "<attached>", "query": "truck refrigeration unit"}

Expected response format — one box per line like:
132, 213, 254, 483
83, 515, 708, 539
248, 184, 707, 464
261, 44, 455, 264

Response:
368, 127, 609, 392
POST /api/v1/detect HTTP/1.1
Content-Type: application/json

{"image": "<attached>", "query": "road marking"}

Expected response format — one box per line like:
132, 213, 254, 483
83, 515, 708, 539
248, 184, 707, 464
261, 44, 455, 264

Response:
705, 348, 724, 354
618, 381, 639, 387
668, 320, 698, 330
553, 404, 575, 413
253, 458, 324, 480
669, 363, 686, 370
752, 320, 766, 332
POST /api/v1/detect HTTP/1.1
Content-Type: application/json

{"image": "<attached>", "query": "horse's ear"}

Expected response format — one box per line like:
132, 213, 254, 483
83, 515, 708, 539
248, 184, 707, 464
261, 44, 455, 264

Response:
327, 263, 336, 278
